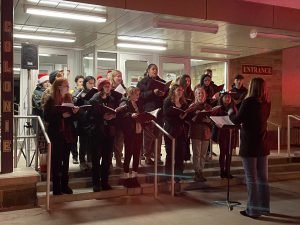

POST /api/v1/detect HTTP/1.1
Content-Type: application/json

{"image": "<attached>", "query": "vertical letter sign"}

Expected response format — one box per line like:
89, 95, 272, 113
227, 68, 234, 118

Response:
1, 0, 14, 173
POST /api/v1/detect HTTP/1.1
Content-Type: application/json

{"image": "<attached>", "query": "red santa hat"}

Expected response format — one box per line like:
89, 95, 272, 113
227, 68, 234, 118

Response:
97, 78, 110, 91
96, 75, 103, 81
38, 73, 49, 84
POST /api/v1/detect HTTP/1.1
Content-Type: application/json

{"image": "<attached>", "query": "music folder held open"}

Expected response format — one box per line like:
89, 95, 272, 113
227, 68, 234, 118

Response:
149, 79, 172, 92
56, 103, 92, 113
210, 115, 236, 128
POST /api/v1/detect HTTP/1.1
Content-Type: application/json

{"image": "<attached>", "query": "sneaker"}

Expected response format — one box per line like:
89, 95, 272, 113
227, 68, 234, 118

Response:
73, 158, 79, 164
80, 162, 89, 171
145, 157, 154, 165
61, 186, 73, 194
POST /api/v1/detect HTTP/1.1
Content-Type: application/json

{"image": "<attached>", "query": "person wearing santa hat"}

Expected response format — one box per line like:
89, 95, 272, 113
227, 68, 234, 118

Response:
32, 73, 50, 119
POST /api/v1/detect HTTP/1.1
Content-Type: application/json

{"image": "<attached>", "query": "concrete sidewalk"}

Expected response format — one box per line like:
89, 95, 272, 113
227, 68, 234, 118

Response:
1, 180, 300, 225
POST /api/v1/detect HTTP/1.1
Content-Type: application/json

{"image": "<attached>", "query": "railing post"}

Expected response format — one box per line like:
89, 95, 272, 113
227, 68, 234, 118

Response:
277, 126, 281, 155
14, 117, 19, 168
171, 138, 175, 197
287, 115, 291, 158
154, 138, 158, 199
46, 142, 51, 211
35, 118, 39, 171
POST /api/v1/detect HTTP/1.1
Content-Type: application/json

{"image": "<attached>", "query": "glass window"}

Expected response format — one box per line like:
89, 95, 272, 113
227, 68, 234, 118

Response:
97, 52, 117, 77
83, 53, 94, 77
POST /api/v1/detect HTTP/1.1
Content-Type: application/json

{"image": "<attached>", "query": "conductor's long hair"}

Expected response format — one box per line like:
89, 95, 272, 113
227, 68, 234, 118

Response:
246, 77, 269, 103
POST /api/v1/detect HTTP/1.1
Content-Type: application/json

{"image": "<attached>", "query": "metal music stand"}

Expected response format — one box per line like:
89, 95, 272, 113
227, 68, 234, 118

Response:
212, 122, 241, 211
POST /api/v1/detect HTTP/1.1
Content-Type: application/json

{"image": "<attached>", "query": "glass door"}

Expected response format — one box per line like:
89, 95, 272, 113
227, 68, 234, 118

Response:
159, 57, 190, 83
119, 53, 156, 86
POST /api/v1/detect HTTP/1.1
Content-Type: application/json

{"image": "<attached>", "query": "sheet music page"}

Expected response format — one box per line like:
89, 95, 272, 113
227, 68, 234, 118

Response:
148, 108, 160, 118
210, 115, 235, 128
114, 84, 126, 95
62, 103, 75, 107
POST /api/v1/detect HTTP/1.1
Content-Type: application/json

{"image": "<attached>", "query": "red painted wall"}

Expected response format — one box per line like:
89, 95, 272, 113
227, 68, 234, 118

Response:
282, 46, 300, 106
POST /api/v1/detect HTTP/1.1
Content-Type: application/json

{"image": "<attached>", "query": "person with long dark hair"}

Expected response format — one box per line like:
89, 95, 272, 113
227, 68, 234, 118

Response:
212, 92, 237, 178
179, 74, 194, 161
74, 76, 96, 171
137, 64, 166, 165
230, 77, 271, 218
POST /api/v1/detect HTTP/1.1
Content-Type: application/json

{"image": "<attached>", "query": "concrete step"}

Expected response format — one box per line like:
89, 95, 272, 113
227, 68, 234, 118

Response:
39, 156, 300, 181
37, 183, 155, 205
37, 162, 300, 193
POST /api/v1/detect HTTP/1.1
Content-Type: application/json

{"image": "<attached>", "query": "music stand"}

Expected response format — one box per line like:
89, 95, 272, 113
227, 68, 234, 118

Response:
210, 116, 241, 211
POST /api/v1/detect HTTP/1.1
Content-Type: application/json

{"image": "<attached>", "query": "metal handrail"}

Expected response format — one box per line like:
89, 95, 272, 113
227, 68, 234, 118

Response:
1, 115, 51, 210
287, 115, 300, 158
267, 120, 281, 155
151, 120, 175, 197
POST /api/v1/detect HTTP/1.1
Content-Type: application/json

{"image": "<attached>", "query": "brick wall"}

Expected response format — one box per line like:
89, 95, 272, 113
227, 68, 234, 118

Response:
228, 50, 282, 129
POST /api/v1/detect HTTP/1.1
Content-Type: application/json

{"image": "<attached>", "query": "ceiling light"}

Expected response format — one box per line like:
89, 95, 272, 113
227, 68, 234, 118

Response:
117, 42, 167, 51
250, 30, 300, 41
25, 5, 107, 23
201, 47, 241, 56
84, 57, 116, 61
153, 19, 218, 34
14, 24, 75, 35
14, 45, 22, 49
13, 68, 21, 72
14, 32, 76, 43
191, 59, 203, 62
117, 36, 166, 44
39, 53, 51, 57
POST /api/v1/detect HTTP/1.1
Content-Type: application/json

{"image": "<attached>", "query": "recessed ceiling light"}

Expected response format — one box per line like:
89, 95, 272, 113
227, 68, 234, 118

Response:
14, 33, 76, 43
201, 47, 241, 56
116, 42, 167, 51
39, 53, 51, 57
117, 36, 166, 44
84, 57, 116, 61
153, 19, 218, 34
25, 5, 107, 23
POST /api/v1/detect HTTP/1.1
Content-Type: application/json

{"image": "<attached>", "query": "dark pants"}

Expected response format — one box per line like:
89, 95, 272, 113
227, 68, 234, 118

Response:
50, 136, 70, 194
123, 133, 142, 173
218, 129, 235, 173
164, 135, 185, 177
70, 140, 78, 160
91, 135, 114, 187
242, 156, 270, 216
79, 134, 92, 163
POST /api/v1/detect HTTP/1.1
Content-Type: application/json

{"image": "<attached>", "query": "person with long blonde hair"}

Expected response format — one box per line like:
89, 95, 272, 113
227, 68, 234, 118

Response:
230, 77, 271, 218
43, 78, 79, 195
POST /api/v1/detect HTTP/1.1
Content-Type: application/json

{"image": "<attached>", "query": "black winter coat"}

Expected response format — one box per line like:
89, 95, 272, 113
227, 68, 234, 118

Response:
230, 97, 271, 157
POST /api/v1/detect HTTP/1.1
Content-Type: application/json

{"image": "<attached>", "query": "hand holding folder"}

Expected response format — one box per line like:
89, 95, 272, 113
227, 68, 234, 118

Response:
56, 103, 92, 113
149, 79, 172, 93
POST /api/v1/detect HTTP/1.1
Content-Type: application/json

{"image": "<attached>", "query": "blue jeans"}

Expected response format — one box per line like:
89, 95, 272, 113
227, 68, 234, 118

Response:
241, 156, 270, 216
